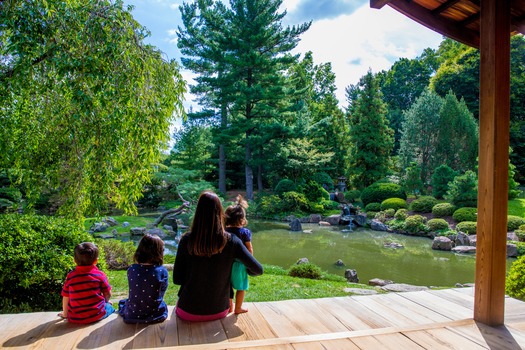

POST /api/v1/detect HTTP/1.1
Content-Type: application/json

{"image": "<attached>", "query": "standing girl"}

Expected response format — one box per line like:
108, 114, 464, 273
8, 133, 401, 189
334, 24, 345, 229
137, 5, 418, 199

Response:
118, 234, 169, 324
225, 195, 253, 314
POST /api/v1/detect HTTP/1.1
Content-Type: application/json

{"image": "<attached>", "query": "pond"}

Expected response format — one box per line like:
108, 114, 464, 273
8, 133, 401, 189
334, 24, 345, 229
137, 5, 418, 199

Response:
142, 220, 515, 288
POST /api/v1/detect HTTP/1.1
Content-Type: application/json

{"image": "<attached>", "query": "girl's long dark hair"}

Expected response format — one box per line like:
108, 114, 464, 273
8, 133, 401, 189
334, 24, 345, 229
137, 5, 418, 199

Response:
134, 234, 164, 265
187, 191, 228, 257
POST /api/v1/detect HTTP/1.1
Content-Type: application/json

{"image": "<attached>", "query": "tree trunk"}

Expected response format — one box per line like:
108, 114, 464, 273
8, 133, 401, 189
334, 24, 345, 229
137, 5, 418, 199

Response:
257, 163, 263, 192
218, 90, 227, 195
245, 142, 254, 200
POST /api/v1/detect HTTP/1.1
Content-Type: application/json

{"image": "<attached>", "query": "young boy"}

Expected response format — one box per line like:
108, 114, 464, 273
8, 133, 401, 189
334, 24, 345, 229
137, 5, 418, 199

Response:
59, 242, 114, 324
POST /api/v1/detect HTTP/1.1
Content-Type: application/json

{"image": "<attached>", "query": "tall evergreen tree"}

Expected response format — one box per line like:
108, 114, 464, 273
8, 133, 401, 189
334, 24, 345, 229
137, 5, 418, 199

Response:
347, 70, 394, 189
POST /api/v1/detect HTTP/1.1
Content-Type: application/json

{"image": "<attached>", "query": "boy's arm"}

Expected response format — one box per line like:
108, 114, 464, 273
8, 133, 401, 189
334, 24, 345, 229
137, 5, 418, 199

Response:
245, 241, 253, 254
103, 290, 111, 302
58, 297, 69, 318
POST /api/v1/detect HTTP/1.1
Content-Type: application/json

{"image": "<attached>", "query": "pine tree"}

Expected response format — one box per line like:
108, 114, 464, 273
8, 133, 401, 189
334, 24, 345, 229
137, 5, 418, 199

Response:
347, 70, 394, 189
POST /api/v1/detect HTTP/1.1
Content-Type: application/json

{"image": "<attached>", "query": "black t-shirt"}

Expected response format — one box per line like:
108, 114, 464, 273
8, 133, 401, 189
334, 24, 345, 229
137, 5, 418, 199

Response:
173, 233, 263, 315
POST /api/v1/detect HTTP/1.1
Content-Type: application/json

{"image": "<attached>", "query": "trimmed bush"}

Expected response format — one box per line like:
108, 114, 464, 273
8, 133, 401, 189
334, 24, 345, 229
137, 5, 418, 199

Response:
444, 170, 478, 208
344, 189, 361, 203
394, 208, 408, 221
97, 239, 136, 270
0, 214, 93, 312
403, 215, 428, 234
256, 194, 281, 217
274, 179, 297, 197
431, 164, 458, 199
506, 255, 525, 300
366, 211, 378, 219
410, 196, 438, 213
456, 221, 477, 235
380, 198, 408, 211
303, 180, 330, 202
508, 215, 525, 232
365, 202, 381, 212
281, 191, 309, 213
427, 218, 449, 231
361, 183, 406, 207
0, 187, 22, 202
312, 172, 334, 192
384, 208, 395, 217
452, 207, 477, 222
432, 203, 456, 217
288, 263, 322, 279
516, 229, 525, 242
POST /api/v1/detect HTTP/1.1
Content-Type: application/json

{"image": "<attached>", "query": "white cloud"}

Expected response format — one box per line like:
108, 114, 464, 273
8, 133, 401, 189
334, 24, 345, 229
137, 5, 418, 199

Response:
293, 4, 443, 106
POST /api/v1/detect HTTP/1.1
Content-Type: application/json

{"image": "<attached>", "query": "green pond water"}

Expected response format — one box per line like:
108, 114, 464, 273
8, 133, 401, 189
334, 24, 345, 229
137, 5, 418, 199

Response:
151, 220, 514, 288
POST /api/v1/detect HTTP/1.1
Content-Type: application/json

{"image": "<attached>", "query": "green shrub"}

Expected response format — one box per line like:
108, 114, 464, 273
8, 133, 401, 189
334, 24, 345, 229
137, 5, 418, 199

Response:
303, 180, 330, 202
394, 209, 408, 221
427, 218, 449, 231
380, 198, 408, 211
452, 207, 477, 222
320, 199, 339, 211
410, 196, 438, 213
403, 215, 428, 234
432, 203, 456, 217
288, 263, 322, 279
361, 183, 406, 207
384, 208, 395, 217
97, 239, 136, 270
444, 170, 478, 208
516, 230, 525, 242
344, 189, 361, 203
365, 202, 381, 212
456, 221, 477, 235
0, 187, 22, 202
506, 255, 525, 300
256, 194, 282, 217
275, 179, 297, 197
312, 172, 334, 192
366, 211, 377, 219
437, 230, 457, 237
508, 215, 525, 231
0, 214, 93, 312
431, 164, 458, 199
281, 191, 309, 213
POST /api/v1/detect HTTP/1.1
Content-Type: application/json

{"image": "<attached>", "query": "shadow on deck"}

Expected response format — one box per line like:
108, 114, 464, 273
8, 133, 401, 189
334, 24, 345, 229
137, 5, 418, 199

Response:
1, 288, 525, 349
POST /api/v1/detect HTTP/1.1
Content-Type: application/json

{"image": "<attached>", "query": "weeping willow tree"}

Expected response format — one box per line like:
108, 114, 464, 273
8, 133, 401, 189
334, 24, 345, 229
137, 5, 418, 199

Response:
0, 0, 186, 219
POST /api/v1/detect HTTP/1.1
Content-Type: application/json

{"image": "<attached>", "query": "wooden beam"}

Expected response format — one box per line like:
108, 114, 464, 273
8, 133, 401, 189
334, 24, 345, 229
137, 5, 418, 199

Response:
370, 0, 391, 10
432, 0, 462, 15
384, 0, 480, 47
474, 0, 510, 327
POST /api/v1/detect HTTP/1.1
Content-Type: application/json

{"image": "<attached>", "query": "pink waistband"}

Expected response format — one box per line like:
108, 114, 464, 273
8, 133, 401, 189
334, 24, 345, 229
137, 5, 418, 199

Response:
175, 306, 229, 322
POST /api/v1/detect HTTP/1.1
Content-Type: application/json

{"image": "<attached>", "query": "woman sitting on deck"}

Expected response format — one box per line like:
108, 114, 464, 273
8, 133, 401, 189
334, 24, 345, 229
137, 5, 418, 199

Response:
173, 191, 263, 321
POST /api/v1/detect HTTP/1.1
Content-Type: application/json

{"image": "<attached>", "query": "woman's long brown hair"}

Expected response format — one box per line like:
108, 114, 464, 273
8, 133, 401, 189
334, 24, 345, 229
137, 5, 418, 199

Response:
187, 191, 229, 257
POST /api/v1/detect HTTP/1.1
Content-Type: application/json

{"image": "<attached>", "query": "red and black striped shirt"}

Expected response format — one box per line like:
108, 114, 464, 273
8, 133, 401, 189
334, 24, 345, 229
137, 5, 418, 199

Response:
61, 264, 111, 324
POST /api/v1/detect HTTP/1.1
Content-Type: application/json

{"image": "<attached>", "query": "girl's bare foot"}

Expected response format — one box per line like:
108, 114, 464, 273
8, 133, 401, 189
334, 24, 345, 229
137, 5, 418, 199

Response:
234, 308, 248, 314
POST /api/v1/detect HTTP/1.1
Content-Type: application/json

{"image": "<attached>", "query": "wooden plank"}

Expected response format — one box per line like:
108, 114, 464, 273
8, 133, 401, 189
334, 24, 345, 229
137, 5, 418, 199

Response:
312, 297, 379, 330
177, 317, 228, 346
450, 321, 525, 350
428, 288, 475, 309
371, 292, 451, 323
74, 314, 138, 349
295, 298, 351, 332
402, 330, 466, 350
221, 303, 278, 342
331, 296, 400, 328
126, 312, 178, 348
424, 328, 488, 350
475, 0, 511, 326
399, 290, 473, 320
371, 333, 425, 349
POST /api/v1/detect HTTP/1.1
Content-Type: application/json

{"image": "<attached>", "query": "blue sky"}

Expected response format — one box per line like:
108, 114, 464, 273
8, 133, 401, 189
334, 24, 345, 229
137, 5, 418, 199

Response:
123, 0, 444, 110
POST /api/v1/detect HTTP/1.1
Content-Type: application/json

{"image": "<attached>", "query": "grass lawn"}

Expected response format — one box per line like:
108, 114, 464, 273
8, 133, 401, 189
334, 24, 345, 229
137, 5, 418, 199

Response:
107, 264, 377, 306
508, 199, 525, 217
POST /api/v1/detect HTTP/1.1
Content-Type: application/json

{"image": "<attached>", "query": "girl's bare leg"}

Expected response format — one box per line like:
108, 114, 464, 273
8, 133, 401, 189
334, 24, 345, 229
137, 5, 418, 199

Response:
234, 290, 248, 314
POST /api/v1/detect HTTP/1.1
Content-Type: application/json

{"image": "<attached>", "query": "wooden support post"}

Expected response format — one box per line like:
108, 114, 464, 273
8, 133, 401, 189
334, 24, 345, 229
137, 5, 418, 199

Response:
475, 0, 510, 326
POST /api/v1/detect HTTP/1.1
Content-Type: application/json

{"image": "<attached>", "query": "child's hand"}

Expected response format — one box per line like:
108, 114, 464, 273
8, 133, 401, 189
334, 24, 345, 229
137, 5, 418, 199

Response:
58, 312, 67, 319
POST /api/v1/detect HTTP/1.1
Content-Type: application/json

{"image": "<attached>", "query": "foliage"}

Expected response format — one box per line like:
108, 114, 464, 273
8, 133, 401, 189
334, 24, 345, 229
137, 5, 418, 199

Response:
302, 181, 330, 203
516, 229, 525, 242
347, 70, 394, 188
344, 190, 361, 203
0, 214, 92, 312
360, 182, 406, 206
288, 263, 322, 280
365, 202, 381, 212
97, 239, 136, 270
403, 215, 428, 234
456, 221, 477, 235
394, 208, 408, 221
275, 179, 297, 197
0, 0, 186, 219
410, 196, 439, 213
506, 255, 525, 301
366, 211, 378, 219
384, 208, 395, 217
431, 164, 458, 199
402, 162, 424, 197
380, 198, 408, 211
310, 172, 334, 192
281, 191, 309, 213
508, 215, 525, 232
452, 207, 478, 222
427, 218, 449, 231
444, 170, 478, 208
255, 194, 282, 217
432, 203, 457, 217
0, 187, 22, 203
508, 156, 522, 199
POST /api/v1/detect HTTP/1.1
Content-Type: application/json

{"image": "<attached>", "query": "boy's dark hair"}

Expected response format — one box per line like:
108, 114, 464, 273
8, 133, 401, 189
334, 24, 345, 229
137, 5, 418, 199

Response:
134, 234, 164, 265
74, 242, 99, 266
225, 194, 248, 227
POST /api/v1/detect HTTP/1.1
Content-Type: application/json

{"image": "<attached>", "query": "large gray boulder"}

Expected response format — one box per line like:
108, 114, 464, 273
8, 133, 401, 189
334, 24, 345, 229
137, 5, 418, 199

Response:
345, 269, 359, 283
507, 243, 518, 257
370, 219, 388, 231
369, 278, 393, 286
454, 232, 470, 246
452, 245, 477, 254
324, 214, 341, 226
508, 232, 519, 241
130, 227, 147, 236
289, 218, 302, 232
432, 236, 454, 251
381, 283, 429, 292
309, 214, 322, 223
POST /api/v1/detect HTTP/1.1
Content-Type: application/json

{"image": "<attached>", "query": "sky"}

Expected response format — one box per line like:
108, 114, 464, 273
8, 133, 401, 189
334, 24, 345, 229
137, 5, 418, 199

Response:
124, 0, 445, 110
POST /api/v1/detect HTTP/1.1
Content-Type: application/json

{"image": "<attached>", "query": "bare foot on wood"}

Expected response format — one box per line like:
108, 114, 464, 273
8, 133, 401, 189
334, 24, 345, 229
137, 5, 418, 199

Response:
234, 308, 248, 314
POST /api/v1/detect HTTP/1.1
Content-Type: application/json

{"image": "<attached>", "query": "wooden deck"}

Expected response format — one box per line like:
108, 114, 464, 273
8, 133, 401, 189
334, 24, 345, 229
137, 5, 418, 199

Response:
1, 288, 525, 349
